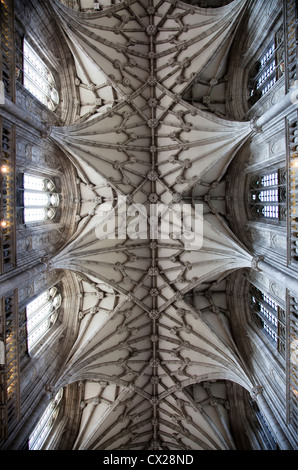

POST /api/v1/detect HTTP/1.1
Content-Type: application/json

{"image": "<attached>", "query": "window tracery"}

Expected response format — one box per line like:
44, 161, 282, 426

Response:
23, 39, 59, 112
248, 168, 286, 222
23, 174, 59, 224
26, 287, 62, 353
250, 285, 286, 359
28, 389, 63, 450
248, 26, 284, 106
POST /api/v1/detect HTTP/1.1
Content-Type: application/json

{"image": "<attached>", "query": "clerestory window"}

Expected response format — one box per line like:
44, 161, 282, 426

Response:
248, 168, 286, 222
248, 26, 284, 106
26, 287, 62, 354
23, 174, 59, 224
250, 286, 286, 358
28, 389, 63, 450
23, 39, 59, 111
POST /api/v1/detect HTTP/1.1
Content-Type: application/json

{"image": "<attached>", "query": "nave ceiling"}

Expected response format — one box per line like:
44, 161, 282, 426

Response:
37, 0, 268, 449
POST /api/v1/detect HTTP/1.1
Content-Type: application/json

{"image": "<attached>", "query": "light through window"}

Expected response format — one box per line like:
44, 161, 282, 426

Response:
249, 169, 286, 221
23, 174, 59, 223
28, 389, 63, 450
26, 287, 62, 353
248, 27, 284, 106
256, 42, 277, 96
23, 39, 59, 111
250, 286, 286, 358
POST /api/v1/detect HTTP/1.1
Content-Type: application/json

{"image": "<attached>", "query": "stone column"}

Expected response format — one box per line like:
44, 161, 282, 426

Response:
10, 391, 50, 450
0, 94, 51, 136
252, 256, 298, 295
0, 262, 47, 297
252, 84, 298, 130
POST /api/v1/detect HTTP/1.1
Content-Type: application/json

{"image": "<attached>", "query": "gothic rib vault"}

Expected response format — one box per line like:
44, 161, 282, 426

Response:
45, 0, 260, 450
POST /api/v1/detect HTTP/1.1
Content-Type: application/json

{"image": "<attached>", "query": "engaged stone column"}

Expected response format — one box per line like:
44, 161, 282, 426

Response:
251, 256, 298, 295
0, 262, 47, 297
252, 84, 298, 131
0, 90, 51, 137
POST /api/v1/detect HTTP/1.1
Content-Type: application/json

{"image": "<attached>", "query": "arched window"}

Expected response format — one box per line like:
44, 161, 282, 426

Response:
28, 389, 63, 450
250, 286, 286, 358
26, 287, 62, 353
248, 26, 284, 106
249, 168, 286, 222
23, 174, 59, 224
23, 39, 59, 111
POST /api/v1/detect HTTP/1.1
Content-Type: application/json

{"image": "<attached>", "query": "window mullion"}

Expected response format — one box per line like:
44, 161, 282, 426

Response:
23, 174, 59, 223
25, 289, 61, 354
250, 287, 286, 355
249, 169, 286, 221
23, 39, 59, 110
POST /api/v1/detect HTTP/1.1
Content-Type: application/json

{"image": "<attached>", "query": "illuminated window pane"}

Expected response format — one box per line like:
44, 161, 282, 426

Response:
23, 174, 59, 223
29, 390, 63, 450
262, 205, 279, 219
26, 287, 61, 352
24, 174, 46, 191
249, 169, 285, 221
250, 287, 285, 357
24, 208, 48, 223
24, 192, 51, 207
248, 28, 284, 106
23, 40, 59, 111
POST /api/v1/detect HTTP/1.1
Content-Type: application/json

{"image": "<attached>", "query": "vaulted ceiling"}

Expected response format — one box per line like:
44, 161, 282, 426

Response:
47, 0, 259, 450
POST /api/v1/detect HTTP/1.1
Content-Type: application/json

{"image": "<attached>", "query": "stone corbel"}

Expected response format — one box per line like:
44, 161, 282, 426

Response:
45, 385, 56, 399
250, 117, 262, 133
40, 123, 52, 138
250, 385, 263, 401
251, 255, 264, 271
